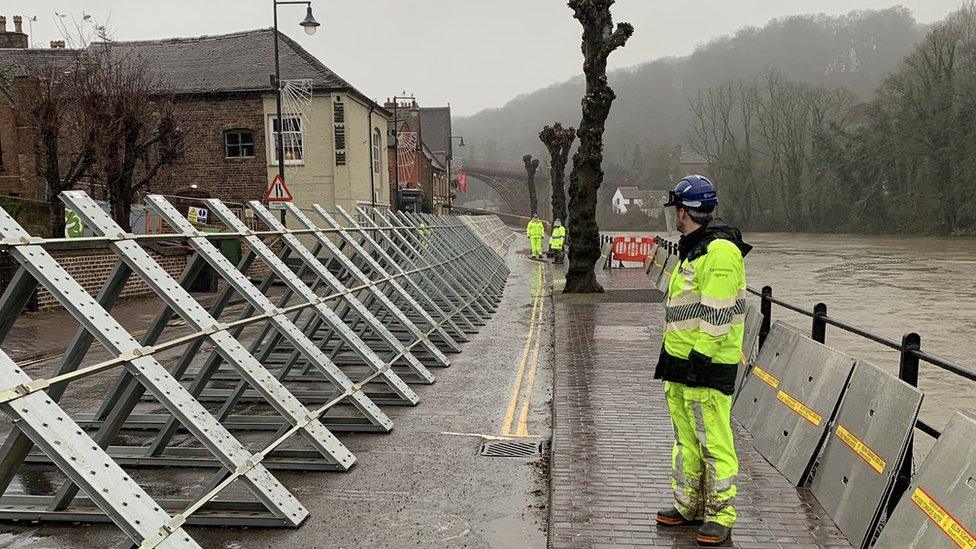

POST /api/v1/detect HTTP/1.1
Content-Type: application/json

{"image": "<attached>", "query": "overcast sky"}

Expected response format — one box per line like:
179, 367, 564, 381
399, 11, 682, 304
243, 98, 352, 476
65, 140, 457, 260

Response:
5, 1, 965, 115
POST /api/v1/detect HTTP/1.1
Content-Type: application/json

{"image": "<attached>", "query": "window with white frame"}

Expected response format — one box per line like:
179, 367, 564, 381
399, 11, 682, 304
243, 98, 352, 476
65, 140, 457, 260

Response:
268, 115, 303, 164
372, 128, 382, 174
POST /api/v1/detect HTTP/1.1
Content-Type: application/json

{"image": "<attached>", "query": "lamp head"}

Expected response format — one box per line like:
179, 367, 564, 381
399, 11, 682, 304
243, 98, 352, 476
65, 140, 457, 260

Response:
300, 5, 320, 35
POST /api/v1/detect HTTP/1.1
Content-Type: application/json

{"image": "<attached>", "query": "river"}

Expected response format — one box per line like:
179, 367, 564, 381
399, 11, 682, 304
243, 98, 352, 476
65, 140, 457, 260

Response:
611, 230, 976, 458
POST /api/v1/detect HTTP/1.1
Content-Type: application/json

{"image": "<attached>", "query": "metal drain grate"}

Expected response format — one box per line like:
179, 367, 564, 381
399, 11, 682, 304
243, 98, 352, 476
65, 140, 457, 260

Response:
480, 440, 545, 458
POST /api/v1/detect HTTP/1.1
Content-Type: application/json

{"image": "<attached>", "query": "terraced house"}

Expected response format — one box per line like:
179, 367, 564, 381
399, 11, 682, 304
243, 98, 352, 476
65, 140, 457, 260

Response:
0, 26, 391, 215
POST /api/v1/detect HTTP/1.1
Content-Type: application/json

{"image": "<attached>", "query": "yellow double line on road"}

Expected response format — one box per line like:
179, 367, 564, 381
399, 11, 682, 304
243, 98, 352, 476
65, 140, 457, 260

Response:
501, 260, 546, 437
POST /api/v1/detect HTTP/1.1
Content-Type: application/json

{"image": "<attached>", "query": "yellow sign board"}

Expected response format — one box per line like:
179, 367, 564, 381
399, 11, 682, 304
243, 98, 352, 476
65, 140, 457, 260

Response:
752, 365, 780, 389
835, 425, 885, 474
776, 390, 822, 426
911, 487, 976, 549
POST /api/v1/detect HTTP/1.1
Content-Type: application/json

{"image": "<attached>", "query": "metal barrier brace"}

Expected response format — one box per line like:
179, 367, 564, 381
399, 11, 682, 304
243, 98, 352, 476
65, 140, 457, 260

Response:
203, 199, 419, 407
732, 322, 856, 485
0, 196, 309, 533
62, 191, 356, 470
874, 410, 976, 549
316, 205, 464, 348
809, 360, 922, 548
0, 349, 201, 548
0, 190, 512, 546
282, 203, 452, 370
144, 195, 393, 432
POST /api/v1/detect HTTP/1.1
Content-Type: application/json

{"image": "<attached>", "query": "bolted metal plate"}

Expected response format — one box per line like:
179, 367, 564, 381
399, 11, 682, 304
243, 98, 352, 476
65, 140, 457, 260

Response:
733, 304, 764, 401
0, 351, 202, 548
874, 410, 976, 549
809, 361, 922, 548
480, 440, 545, 458
732, 322, 856, 486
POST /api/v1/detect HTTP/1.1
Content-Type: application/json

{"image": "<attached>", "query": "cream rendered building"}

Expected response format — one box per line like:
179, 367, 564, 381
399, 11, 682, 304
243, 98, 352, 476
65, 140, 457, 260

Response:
260, 31, 391, 217
263, 92, 390, 217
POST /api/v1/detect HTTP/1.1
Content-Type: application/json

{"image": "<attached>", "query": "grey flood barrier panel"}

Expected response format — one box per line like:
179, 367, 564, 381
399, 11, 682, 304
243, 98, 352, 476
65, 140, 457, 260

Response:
732, 321, 856, 486
809, 360, 922, 549
875, 410, 976, 549
733, 304, 764, 402
656, 253, 674, 293
648, 246, 668, 286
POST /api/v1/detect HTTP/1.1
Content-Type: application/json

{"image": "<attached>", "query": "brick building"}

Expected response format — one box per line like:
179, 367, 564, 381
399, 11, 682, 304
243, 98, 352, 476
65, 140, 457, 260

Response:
385, 101, 454, 214
0, 27, 391, 214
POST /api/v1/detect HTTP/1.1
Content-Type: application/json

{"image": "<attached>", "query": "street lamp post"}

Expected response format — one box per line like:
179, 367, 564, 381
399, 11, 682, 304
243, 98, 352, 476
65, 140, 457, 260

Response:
272, 0, 319, 225
447, 135, 465, 213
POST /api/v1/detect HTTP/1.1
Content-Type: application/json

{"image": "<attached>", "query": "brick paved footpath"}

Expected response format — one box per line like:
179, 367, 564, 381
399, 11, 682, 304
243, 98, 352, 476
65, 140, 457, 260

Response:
548, 268, 850, 548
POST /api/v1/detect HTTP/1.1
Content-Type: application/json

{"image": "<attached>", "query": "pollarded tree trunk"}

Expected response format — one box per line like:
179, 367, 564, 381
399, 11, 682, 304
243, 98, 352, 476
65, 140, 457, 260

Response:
539, 123, 575, 223
565, 0, 634, 293
522, 154, 541, 216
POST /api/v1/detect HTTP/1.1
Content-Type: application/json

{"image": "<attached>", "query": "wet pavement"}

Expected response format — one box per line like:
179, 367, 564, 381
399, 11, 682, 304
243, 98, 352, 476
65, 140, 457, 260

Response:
548, 266, 851, 548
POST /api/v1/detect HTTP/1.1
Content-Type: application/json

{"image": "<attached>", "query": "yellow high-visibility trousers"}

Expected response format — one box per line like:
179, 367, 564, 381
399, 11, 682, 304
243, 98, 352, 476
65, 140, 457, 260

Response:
530, 236, 543, 257
665, 381, 738, 527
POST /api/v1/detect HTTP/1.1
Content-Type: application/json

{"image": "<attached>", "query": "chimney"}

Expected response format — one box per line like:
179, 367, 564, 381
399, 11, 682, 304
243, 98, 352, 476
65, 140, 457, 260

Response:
0, 15, 28, 49
50, 40, 66, 49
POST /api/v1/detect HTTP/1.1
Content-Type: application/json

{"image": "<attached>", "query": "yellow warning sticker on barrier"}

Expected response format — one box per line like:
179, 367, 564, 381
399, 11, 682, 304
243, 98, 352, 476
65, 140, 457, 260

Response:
752, 365, 779, 389
776, 390, 822, 426
911, 487, 976, 549
835, 425, 885, 474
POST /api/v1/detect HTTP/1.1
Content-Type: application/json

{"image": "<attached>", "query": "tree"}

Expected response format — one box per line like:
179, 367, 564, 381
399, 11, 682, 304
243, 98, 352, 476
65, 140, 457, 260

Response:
522, 154, 541, 215
564, 0, 633, 293
630, 143, 645, 180
539, 122, 576, 222
19, 57, 97, 237
84, 48, 184, 231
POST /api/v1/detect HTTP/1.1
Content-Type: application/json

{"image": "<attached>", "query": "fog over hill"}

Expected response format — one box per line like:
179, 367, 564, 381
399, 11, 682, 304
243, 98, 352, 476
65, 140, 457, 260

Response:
455, 7, 924, 168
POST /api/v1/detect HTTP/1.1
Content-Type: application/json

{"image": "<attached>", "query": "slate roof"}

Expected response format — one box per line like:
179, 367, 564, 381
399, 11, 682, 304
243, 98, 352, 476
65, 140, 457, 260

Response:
0, 29, 387, 111
419, 106, 452, 160
615, 186, 641, 200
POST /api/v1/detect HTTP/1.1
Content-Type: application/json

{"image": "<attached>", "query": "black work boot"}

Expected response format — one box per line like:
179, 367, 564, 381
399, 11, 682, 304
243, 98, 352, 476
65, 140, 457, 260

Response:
696, 521, 731, 546
656, 507, 702, 527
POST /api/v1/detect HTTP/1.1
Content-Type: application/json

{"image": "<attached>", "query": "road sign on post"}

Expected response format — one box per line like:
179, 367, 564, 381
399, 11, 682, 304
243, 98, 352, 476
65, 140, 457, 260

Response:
265, 174, 293, 210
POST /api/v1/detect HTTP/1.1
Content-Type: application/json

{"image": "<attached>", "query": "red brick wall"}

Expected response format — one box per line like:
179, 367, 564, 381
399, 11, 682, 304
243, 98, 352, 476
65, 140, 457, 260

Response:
144, 93, 268, 204
0, 80, 39, 199
35, 248, 190, 311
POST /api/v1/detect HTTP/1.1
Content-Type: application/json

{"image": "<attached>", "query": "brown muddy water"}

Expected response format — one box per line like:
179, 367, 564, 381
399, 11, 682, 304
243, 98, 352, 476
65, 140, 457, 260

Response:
744, 232, 976, 456
613, 230, 976, 458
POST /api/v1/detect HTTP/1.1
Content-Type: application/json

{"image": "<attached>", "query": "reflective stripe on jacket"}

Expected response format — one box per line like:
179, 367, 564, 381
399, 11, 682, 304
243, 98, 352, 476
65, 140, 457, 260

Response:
663, 238, 746, 365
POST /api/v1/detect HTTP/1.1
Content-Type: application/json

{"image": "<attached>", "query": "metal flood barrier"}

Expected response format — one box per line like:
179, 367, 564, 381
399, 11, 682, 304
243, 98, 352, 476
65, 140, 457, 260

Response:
733, 322, 857, 485
0, 191, 515, 547
874, 410, 976, 549
649, 237, 976, 548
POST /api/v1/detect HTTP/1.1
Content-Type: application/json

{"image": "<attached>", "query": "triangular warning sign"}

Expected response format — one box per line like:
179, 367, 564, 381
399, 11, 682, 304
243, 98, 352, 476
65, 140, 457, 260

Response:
265, 174, 294, 202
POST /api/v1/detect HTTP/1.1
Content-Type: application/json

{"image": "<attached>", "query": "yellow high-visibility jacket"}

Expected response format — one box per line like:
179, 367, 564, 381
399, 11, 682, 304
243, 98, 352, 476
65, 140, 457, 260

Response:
655, 219, 751, 394
550, 226, 566, 250
526, 219, 545, 238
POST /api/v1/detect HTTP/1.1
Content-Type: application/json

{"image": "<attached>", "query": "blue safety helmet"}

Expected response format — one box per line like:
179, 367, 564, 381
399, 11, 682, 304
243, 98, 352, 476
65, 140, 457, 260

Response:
664, 175, 718, 210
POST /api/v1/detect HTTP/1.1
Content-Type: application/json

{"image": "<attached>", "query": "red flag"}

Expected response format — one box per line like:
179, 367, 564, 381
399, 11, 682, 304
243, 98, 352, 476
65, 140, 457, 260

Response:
458, 171, 468, 192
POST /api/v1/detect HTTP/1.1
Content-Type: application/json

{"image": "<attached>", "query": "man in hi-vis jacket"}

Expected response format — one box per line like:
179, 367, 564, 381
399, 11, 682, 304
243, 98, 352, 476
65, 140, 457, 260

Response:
654, 175, 751, 546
